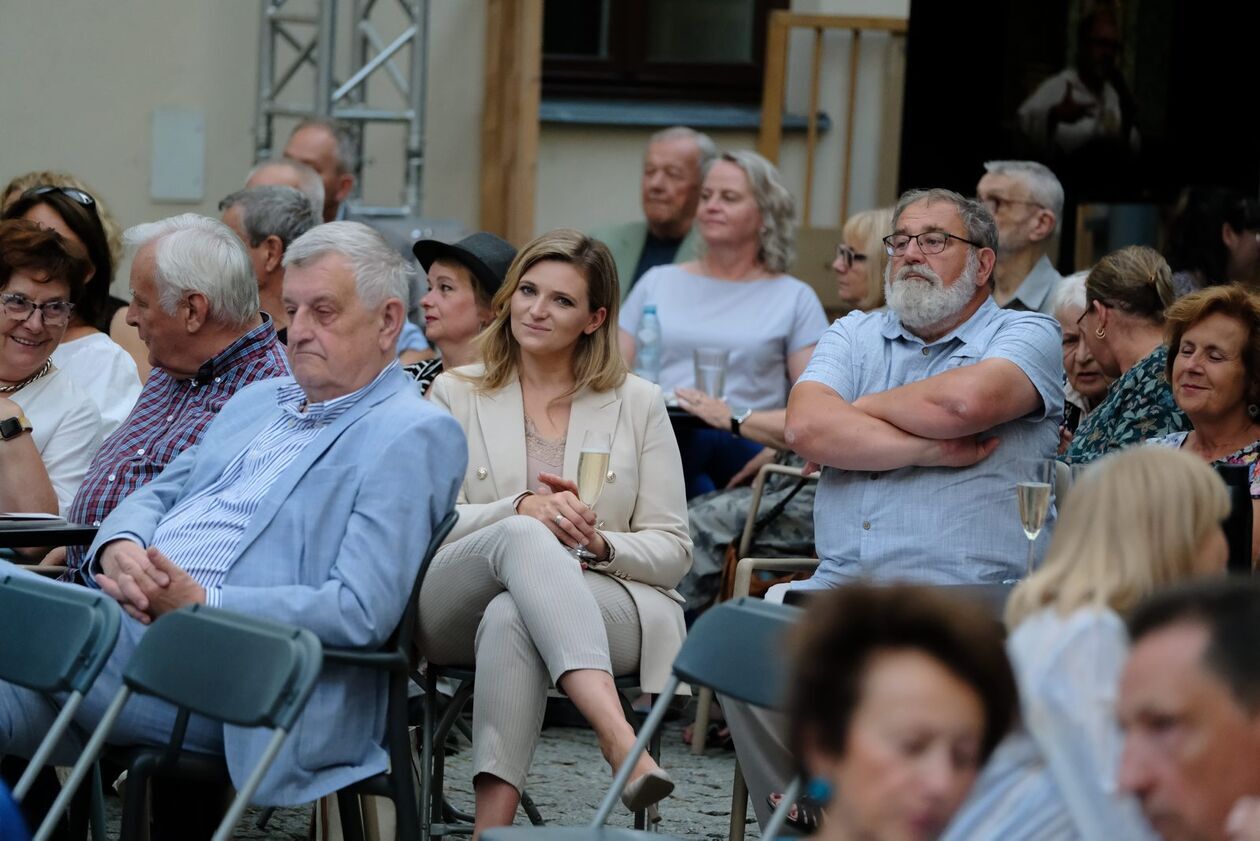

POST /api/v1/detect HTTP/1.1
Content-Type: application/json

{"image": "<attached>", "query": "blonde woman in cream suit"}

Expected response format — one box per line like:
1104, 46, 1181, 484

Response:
421, 228, 691, 836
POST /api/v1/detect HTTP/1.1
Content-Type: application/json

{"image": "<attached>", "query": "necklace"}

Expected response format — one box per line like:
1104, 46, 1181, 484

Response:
0, 359, 53, 394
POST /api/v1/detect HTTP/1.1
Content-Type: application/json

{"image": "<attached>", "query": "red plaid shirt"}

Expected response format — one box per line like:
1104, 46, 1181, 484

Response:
66, 318, 289, 579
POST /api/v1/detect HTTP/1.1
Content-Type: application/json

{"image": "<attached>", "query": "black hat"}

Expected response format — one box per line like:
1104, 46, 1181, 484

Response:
413, 232, 517, 301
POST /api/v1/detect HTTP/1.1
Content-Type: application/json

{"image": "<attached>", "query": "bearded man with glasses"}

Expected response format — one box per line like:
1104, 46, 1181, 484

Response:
780, 188, 1065, 592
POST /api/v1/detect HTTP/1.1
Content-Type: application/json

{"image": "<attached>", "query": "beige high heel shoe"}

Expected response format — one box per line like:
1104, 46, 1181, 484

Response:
621, 768, 674, 822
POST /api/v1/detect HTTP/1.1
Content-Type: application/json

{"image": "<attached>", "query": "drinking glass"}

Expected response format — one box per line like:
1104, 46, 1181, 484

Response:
1014, 460, 1055, 577
571, 430, 612, 561
693, 348, 730, 398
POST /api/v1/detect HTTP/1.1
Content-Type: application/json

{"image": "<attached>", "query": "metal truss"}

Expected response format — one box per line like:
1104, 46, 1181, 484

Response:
255, 0, 429, 217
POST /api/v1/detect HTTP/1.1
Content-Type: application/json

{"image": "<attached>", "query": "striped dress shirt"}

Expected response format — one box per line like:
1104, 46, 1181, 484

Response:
114, 363, 399, 607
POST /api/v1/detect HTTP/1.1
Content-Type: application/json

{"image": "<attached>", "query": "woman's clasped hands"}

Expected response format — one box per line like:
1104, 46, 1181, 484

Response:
515, 471, 607, 561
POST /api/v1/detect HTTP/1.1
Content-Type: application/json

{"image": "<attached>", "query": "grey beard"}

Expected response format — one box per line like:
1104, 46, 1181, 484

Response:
884, 250, 980, 331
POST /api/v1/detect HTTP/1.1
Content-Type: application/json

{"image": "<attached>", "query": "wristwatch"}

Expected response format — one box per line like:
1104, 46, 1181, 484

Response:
730, 407, 753, 437
0, 412, 32, 441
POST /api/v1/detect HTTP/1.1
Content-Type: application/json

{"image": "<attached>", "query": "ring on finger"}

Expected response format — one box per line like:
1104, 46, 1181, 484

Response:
554, 513, 566, 525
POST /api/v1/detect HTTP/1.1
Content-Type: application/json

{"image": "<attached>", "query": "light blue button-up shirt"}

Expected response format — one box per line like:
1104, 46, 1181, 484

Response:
797, 297, 1064, 585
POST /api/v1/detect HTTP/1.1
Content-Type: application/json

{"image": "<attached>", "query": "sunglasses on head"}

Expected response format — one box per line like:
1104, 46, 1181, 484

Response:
22, 185, 97, 211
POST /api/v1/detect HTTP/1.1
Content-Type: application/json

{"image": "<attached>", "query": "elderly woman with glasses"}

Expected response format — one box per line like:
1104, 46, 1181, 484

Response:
1063, 245, 1189, 464
2, 179, 143, 433
0, 219, 104, 516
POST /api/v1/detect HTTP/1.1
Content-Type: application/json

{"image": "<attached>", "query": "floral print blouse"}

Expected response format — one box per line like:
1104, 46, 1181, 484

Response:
1148, 431, 1260, 498
1062, 345, 1190, 465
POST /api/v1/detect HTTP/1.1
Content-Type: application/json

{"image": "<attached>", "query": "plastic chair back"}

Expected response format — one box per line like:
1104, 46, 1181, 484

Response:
123, 605, 322, 731
671, 597, 800, 710
0, 571, 120, 694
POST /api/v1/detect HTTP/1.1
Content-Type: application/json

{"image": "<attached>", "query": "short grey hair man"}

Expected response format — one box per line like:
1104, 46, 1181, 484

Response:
283, 118, 358, 223
246, 158, 325, 221
589, 124, 717, 296
219, 186, 319, 336
122, 214, 274, 380
284, 221, 413, 311
649, 126, 718, 173
976, 160, 1066, 314
125, 214, 259, 326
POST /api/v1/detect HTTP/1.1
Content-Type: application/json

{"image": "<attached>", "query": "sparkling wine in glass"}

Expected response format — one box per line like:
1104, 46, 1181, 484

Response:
572, 431, 611, 560
1015, 460, 1054, 577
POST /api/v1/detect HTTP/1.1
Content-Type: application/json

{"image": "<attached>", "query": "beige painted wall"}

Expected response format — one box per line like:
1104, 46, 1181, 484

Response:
0, 1, 261, 291
535, 0, 910, 236
0, 0, 904, 288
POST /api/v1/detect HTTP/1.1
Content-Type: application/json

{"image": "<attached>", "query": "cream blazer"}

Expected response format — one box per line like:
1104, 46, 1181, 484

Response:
429, 365, 693, 692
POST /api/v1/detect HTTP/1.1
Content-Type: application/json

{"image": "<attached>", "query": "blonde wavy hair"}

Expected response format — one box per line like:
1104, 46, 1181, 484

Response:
843, 206, 895, 311
1006, 447, 1230, 627
470, 228, 626, 397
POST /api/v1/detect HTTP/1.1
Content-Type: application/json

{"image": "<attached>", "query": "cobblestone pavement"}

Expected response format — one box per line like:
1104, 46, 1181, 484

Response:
102, 717, 760, 839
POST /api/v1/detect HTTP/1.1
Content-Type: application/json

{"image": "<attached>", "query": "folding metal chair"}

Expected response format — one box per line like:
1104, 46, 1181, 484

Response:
327, 509, 459, 841
0, 570, 120, 840
39, 605, 322, 841
480, 597, 802, 841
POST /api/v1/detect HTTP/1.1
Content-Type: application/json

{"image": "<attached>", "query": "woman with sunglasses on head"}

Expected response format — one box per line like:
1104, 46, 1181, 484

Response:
1063, 245, 1189, 464
0, 220, 104, 516
2, 178, 143, 434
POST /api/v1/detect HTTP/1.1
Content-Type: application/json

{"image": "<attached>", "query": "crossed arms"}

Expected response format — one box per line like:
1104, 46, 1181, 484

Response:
784, 358, 1044, 472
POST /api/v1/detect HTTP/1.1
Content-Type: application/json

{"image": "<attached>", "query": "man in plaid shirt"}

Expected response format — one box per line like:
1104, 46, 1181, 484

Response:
57, 214, 289, 582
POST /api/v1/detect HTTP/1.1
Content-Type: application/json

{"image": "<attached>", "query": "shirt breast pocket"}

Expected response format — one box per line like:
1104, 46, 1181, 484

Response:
944, 348, 982, 371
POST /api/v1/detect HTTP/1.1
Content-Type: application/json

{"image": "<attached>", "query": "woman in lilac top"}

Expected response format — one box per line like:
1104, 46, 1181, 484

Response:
618, 150, 827, 497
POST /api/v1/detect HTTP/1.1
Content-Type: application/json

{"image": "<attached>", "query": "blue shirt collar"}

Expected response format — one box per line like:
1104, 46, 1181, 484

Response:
879, 296, 1002, 350
278, 361, 400, 425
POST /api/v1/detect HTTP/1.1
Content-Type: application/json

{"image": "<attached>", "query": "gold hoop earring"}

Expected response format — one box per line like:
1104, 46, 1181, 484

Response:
1094, 326, 1106, 340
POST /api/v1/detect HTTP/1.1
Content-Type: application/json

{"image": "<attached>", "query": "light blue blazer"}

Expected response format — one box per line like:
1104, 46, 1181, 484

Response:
84, 367, 466, 805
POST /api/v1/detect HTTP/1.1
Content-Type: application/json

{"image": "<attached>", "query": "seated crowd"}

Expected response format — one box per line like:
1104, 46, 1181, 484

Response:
0, 113, 1258, 841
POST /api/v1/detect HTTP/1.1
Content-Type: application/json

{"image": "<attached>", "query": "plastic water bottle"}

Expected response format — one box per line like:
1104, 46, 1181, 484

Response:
633, 305, 662, 383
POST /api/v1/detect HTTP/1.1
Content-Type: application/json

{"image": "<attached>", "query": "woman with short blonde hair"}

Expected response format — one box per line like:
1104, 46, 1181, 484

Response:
943, 446, 1230, 839
835, 206, 895, 312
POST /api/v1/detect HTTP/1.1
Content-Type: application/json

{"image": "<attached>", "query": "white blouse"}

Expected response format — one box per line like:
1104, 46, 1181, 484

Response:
10, 366, 104, 515
51, 332, 142, 437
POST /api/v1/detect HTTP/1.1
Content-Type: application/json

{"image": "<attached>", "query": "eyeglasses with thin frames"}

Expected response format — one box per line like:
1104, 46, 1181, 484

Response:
979, 196, 1044, 216
882, 232, 982, 257
834, 244, 868, 269
0, 292, 76, 327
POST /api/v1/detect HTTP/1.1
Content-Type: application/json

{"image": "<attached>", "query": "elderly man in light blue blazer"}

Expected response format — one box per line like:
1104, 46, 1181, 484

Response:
0, 220, 466, 807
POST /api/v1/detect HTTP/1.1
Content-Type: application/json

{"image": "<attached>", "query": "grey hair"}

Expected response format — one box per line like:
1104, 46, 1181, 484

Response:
123, 214, 259, 326
893, 188, 998, 252
283, 221, 413, 309
291, 117, 358, 174
246, 158, 325, 220
649, 126, 718, 172
218, 186, 319, 251
703, 150, 797, 274
983, 160, 1065, 234
1048, 269, 1090, 320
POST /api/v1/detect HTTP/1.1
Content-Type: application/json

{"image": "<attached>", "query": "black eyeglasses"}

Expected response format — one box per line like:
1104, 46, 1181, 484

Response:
1, 292, 76, 327
882, 232, 982, 257
979, 196, 1043, 216
834, 244, 868, 269
22, 185, 97, 211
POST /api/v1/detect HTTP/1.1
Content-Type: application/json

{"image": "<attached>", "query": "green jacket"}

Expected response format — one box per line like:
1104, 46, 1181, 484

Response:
588, 220, 702, 302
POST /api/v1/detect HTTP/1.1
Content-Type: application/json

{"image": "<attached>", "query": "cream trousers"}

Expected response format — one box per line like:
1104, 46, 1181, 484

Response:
417, 516, 641, 792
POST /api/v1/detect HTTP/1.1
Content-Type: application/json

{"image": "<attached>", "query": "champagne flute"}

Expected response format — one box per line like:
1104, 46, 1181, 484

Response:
572, 430, 612, 561
1015, 460, 1055, 577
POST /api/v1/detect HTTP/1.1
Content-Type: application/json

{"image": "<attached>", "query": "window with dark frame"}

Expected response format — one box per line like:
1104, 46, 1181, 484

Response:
542, 0, 789, 103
